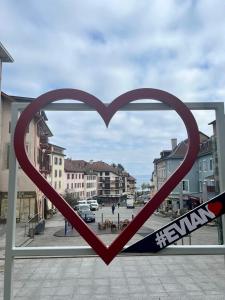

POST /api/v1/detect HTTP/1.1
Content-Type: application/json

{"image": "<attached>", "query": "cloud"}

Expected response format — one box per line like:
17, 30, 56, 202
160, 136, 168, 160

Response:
1, 0, 225, 176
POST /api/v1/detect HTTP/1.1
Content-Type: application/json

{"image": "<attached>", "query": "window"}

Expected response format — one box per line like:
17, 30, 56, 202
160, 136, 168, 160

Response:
209, 158, 213, 171
82, 174, 84, 179
105, 171, 109, 176
72, 174, 74, 179
54, 182, 57, 189
71, 183, 73, 188
67, 173, 70, 179
203, 160, 208, 172
199, 161, 202, 172
79, 174, 81, 179
59, 181, 61, 189
54, 157, 58, 165
199, 181, 202, 192
182, 180, 189, 192
55, 170, 57, 177
59, 158, 62, 165
9, 122, 11, 133
67, 183, 69, 189
59, 170, 62, 177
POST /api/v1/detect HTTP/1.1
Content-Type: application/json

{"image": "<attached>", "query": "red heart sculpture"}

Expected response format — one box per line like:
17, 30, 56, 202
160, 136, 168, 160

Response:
14, 88, 199, 264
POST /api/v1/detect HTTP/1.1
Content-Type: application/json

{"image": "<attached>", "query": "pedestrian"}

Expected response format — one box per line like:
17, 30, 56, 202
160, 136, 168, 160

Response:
117, 202, 120, 209
112, 203, 115, 214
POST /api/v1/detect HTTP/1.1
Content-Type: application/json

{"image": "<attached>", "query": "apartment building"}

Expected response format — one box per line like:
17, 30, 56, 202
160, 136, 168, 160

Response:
127, 175, 136, 195
64, 159, 97, 200
0, 92, 53, 222
152, 132, 215, 212
90, 161, 124, 203
121, 172, 136, 196
64, 160, 136, 203
48, 143, 65, 195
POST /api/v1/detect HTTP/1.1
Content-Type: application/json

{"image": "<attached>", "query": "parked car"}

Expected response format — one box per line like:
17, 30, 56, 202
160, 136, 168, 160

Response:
87, 199, 99, 211
77, 200, 88, 205
77, 204, 91, 213
74, 201, 89, 211
79, 210, 95, 223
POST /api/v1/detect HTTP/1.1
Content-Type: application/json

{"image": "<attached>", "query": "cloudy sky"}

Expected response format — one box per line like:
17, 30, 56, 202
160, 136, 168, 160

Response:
1, 0, 225, 181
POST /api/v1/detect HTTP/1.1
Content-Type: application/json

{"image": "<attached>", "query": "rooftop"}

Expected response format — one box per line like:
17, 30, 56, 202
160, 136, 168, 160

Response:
0, 42, 13, 62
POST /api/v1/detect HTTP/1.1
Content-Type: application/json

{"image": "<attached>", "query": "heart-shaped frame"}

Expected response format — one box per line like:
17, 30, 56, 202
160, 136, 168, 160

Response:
14, 88, 199, 264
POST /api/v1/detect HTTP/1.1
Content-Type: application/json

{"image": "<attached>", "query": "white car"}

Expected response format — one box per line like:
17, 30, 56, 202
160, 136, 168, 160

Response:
77, 204, 91, 213
87, 199, 99, 211
77, 200, 88, 205
74, 201, 89, 211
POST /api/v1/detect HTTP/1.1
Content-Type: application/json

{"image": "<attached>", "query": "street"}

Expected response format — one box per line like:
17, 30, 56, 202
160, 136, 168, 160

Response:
1, 206, 225, 299
26, 205, 219, 248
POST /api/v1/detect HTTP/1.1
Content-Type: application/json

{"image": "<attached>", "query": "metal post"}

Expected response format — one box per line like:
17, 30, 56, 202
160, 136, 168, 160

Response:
4, 103, 19, 300
179, 182, 183, 211
64, 220, 67, 236
215, 104, 225, 246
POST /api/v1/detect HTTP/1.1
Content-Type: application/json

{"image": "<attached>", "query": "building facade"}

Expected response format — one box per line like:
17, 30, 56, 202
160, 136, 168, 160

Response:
0, 92, 53, 222
153, 133, 215, 213
64, 159, 97, 200
64, 160, 136, 203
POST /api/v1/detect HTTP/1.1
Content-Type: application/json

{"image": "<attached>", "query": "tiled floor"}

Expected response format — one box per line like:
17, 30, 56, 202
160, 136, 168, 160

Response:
0, 255, 225, 299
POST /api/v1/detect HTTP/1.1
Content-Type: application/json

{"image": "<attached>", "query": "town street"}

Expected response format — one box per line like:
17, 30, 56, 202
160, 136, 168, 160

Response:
1, 206, 225, 299
27, 205, 219, 248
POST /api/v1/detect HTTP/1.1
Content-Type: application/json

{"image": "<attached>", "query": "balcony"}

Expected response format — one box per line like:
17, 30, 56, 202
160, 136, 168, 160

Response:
40, 135, 49, 149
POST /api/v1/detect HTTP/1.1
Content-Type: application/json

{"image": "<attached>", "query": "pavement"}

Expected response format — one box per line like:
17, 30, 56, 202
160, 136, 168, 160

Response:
0, 206, 225, 299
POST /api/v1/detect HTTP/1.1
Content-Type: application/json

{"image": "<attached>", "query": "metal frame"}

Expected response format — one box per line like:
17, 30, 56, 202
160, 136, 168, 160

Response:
4, 101, 225, 299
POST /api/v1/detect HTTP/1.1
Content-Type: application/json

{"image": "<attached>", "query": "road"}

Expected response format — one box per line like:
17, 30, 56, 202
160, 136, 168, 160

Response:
27, 205, 219, 248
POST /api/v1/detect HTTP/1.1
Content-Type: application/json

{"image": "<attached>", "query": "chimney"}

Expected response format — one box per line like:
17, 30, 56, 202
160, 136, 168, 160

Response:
171, 138, 177, 150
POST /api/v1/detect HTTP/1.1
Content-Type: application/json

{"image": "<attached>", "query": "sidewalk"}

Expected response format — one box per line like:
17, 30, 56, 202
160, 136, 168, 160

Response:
0, 211, 225, 299
0, 255, 225, 299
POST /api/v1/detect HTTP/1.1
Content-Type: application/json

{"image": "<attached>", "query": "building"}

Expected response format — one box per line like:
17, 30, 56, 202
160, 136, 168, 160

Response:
90, 161, 124, 203
122, 172, 136, 196
64, 159, 97, 200
0, 92, 53, 222
48, 143, 65, 195
153, 133, 215, 213
127, 175, 136, 195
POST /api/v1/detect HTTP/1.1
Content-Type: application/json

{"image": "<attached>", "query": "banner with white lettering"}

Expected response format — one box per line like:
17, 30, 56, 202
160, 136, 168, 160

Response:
123, 192, 225, 253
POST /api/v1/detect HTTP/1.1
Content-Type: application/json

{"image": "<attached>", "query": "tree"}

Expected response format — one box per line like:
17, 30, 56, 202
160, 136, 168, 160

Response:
117, 163, 125, 172
64, 191, 78, 208
141, 182, 151, 194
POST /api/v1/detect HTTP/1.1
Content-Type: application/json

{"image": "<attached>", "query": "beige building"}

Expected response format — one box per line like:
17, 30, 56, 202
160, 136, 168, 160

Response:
64, 159, 97, 200
0, 92, 53, 222
127, 175, 136, 195
48, 143, 65, 195
90, 161, 124, 203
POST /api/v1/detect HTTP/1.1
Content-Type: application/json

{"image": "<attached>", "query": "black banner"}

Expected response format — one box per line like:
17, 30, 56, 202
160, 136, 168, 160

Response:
123, 192, 225, 253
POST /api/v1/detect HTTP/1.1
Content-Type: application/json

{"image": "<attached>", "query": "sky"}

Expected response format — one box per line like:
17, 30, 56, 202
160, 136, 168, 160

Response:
1, 0, 225, 179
